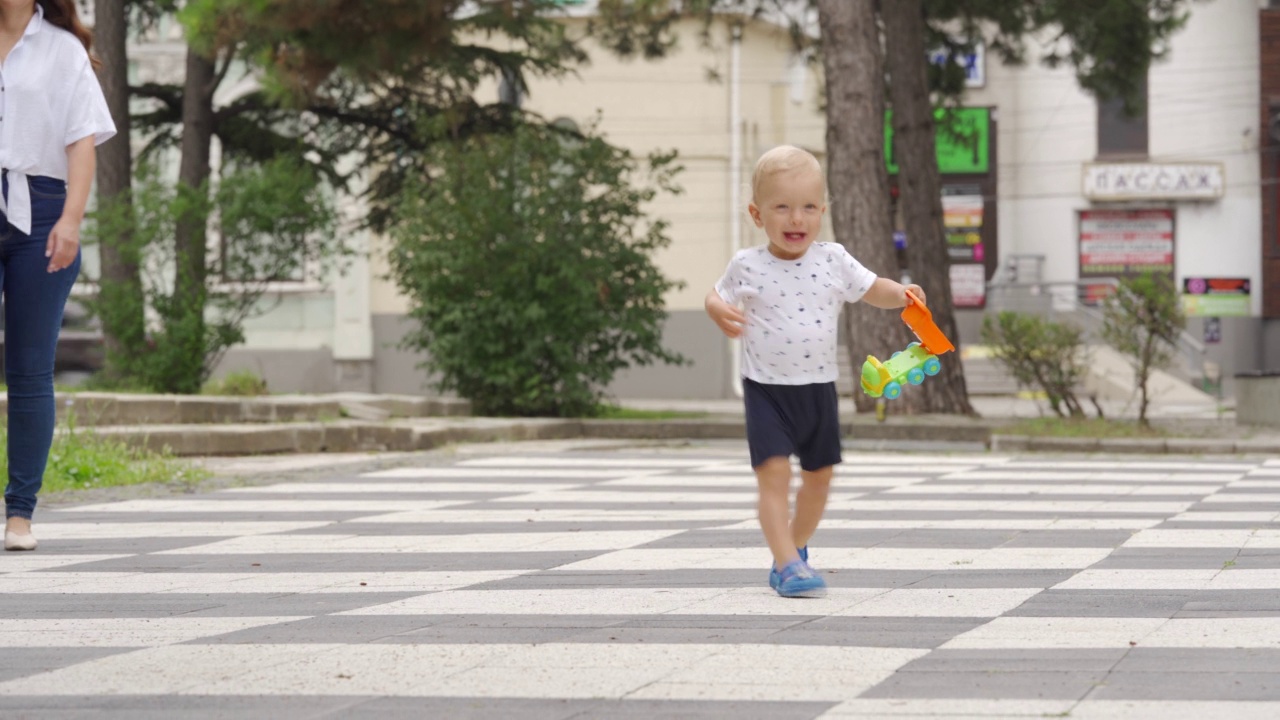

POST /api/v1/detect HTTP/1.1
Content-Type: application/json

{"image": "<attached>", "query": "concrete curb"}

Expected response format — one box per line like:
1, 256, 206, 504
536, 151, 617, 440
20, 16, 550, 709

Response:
63, 418, 1280, 457
990, 434, 1280, 455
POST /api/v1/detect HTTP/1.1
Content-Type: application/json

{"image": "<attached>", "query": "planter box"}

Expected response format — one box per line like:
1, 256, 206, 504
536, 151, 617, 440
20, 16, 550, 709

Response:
1236, 371, 1280, 428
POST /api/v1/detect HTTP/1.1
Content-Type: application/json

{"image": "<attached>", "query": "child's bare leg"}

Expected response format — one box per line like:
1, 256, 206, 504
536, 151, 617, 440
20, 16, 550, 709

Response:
755, 456, 801, 568
792, 466, 833, 550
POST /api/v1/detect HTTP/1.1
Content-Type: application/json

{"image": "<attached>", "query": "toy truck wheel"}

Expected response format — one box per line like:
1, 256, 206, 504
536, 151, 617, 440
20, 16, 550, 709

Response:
891, 351, 901, 359
883, 381, 902, 400
907, 368, 925, 385
908, 341, 920, 349
923, 356, 941, 376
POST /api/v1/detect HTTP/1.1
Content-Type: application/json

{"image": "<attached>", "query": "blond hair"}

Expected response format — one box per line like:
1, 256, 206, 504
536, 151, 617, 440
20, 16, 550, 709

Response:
750, 145, 824, 202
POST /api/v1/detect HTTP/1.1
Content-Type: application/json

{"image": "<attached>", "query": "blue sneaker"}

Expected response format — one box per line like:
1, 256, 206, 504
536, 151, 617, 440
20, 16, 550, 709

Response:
775, 559, 827, 598
769, 546, 810, 590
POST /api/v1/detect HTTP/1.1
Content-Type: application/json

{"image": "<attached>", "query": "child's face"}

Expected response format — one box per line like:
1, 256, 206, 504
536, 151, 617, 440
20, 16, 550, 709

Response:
748, 167, 827, 260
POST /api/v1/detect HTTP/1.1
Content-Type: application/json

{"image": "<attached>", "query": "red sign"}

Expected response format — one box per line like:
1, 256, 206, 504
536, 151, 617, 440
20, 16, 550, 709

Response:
1079, 209, 1174, 276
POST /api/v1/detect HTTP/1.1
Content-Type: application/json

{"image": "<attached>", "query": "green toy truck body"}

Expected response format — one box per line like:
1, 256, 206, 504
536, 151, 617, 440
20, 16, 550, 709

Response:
860, 342, 942, 400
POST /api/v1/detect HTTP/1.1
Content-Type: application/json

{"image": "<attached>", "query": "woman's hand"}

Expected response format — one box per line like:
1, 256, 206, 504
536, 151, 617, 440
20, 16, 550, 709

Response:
46, 216, 80, 273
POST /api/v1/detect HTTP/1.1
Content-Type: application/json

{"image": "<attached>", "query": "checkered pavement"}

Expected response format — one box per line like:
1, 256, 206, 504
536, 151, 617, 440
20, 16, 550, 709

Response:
2, 446, 1280, 718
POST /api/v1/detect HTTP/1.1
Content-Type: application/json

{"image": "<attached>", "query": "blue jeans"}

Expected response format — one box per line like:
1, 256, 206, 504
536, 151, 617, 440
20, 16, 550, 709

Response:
1, 174, 80, 520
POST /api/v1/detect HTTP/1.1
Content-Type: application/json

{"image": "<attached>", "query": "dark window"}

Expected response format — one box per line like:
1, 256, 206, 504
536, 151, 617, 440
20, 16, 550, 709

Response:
1097, 77, 1148, 158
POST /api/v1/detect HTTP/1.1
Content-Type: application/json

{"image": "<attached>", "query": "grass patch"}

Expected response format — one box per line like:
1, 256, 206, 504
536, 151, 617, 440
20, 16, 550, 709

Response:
593, 405, 708, 420
0, 420, 210, 494
202, 371, 270, 397
999, 417, 1168, 439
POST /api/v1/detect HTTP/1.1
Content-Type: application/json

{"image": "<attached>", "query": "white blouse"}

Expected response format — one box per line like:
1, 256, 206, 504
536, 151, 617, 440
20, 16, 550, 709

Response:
0, 4, 116, 235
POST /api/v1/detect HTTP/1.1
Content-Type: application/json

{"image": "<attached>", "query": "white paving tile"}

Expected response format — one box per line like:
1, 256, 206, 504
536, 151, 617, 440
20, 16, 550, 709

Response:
65, 499, 466, 513
339, 588, 733, 615
0, 617, 304, 648
0, 554, 130, 573
1069, 701, 1280, 720
151, 529, 684, 555
941, 617, 1168, 649
0, 570, 523, 594
459, 457, 726, 469
1053, 569, 1218, 590
836, 588, 1042, 617
554, 547, 1113, 572
881, 484, 1219, 496
1121, 528, 1258, 548
1140, 618, 1280, 648
24, 522, 336, 539
818, 699, 1077, 718
356, 508, 755, 523
1165, 511, 1280, 523
362, 467, 659, 479
221, 482, 585, 494
490, 490, 762, 504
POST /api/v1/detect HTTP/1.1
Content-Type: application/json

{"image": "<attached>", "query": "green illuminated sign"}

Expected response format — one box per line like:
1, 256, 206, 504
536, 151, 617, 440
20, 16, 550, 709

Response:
885, 107, 990, 175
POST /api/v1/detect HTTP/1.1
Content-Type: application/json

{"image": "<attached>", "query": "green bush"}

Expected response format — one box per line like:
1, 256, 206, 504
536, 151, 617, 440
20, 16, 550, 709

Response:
981, 311, 1090, 418
202, 371, 269, 397
389, 122, 687, 417
1100, 273, 1186, 427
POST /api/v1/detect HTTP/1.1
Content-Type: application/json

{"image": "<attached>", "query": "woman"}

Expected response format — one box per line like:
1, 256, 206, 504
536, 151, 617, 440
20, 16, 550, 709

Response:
1, 0, 115, 550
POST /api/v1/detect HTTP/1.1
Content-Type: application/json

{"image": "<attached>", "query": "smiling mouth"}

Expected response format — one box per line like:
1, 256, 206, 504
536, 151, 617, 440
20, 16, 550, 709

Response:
783, 232, 807, 243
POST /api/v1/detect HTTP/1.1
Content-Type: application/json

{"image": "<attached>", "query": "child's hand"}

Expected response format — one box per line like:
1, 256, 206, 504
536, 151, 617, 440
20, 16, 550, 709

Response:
904, 284, 926, 306
706, 292, 746, 338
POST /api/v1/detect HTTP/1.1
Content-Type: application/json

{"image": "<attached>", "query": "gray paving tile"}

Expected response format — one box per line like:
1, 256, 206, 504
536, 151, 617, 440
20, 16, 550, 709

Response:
896, 649, 1127, 673
466, 569, 935, 590
335, 698, 835, 720
285, 521, 722, 536
1007, 591, 1193, 618
1115, 648, 1280, 673
189, 615, 442, 644
781, 617, 987, 648
1093, 548, 1240, 569
49, 551, 594, 572
0, 695, 364, 720
907, 570, 1076, 588
0, 595, 233, 619
638, 529, 908, 549
999, 530, 1135, 548
863, 669, 1106, 699
1090, 672, 1280, 700
0, 648, 136, 682
31, 538, 232, 554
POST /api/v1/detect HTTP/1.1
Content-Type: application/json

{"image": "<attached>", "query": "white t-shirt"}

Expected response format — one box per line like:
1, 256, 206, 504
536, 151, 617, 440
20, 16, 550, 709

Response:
715, 242, 877, 385
0, 4, 117, 235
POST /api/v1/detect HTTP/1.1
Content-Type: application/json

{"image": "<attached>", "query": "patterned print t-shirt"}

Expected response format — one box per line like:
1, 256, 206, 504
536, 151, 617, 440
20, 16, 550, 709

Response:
715, 242, 877, 385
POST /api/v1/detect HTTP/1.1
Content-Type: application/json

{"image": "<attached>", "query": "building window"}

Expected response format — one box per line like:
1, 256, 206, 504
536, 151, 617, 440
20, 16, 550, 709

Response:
1096, 77, 1148, 158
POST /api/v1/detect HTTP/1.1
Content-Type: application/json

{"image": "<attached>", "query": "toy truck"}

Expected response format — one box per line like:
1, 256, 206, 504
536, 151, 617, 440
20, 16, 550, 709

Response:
860, 290, 956, 400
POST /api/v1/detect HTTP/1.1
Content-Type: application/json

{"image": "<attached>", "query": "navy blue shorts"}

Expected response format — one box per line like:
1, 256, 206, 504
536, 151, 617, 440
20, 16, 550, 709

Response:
742, 378, 843, 472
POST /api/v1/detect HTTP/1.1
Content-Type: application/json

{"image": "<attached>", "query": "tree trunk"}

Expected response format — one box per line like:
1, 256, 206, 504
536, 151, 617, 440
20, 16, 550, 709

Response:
167, 48, 218, 394
817, 0, 912, 414
881, 0, 975, 415
93, 0, 145, 377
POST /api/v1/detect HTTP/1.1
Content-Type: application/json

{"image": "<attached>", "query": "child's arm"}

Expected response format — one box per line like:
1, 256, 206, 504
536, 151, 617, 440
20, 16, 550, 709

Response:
706, 289, 746, 338
860, 277, 927, 310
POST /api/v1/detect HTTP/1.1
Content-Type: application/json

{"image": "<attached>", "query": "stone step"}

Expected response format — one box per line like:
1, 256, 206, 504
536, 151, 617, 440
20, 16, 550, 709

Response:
0, 392, 470, 426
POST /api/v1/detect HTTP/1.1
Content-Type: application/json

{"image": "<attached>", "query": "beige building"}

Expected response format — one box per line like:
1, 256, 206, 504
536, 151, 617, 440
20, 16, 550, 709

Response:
209, 14, 826, 400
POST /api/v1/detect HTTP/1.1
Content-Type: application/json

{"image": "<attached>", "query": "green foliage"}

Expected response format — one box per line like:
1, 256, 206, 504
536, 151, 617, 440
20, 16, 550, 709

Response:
0, 414, 208, 494
1001, 416, 1166, 439
981, 312, 1090, 419
155, 0, 589, 231
202, 370, 269, 397
85, 156, 340, 394
389, 122, 687, 417
594, 1, 1193, 111
1100, 273, 1186, 427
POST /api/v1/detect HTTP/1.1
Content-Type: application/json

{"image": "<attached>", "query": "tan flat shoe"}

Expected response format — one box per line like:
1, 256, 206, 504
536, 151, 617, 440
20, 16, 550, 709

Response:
4, 531, 37, 551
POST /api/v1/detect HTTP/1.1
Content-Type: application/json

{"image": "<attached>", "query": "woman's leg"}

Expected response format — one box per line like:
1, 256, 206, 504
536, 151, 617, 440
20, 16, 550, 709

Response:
4, 182, 78, 527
